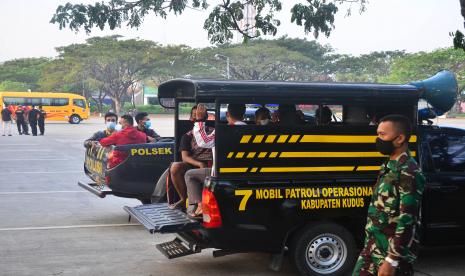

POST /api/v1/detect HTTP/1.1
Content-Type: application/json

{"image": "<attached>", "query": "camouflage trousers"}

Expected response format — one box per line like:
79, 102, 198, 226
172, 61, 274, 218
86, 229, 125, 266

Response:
352, 238, 413, 276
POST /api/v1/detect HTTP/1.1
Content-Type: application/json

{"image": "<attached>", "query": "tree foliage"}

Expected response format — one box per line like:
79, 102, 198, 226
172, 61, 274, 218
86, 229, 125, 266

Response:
0, 58, 50, 91
42, 36, 164, 114
382, 48, 465, 112
0, 80, 31, 92
201, 37, 334, 80
333, 51, 406, 82
51, 0, 367, 44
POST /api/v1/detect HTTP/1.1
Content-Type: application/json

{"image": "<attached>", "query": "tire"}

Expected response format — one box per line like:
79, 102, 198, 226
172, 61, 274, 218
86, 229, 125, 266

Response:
69, 114, 81, 124
290, 222, 357, 276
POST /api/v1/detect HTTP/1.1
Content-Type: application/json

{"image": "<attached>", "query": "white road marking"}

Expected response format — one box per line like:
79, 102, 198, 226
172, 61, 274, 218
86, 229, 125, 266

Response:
0, 149, 52, 152
2, 171, 82, 174
0, 158, 71, 161
0, 144, 39, 146
0, 191, 86, 195
0, 224, 140, 232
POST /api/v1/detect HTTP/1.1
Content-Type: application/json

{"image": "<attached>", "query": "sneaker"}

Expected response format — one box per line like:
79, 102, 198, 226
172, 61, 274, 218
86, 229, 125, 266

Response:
24, 133, 30, 135
2, 135, 4, 136
8, 134, 12, 136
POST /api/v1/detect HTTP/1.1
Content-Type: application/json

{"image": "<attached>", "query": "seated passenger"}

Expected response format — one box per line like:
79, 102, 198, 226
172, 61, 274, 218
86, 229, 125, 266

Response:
185, 103, 246, 218
169, 105, 213, 210
315, 106, 332, 125
83, 112, 118, 148
99, 115, 146, 146
255, 107, 271, 125
277, 104, 300, 125
135, 112, 161, 143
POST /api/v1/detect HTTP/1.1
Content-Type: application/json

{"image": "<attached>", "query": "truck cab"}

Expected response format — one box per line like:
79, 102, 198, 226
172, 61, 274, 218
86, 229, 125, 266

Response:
124, 71, 464, 275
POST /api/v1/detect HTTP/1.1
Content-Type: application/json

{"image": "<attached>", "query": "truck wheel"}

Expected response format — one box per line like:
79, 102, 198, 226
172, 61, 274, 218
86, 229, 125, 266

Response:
290, 222, 357, 276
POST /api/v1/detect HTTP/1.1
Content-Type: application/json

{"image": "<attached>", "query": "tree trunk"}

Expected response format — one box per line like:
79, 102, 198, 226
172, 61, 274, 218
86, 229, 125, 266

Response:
112, 97, 124, 115
96, 99, 103, 114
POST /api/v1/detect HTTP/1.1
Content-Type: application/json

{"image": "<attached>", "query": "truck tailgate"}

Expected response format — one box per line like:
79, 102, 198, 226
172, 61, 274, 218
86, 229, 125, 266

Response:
124, 203, 200, 233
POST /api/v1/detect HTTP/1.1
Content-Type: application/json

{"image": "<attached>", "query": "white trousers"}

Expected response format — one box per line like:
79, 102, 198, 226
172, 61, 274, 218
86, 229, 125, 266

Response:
2, 121, 12, 135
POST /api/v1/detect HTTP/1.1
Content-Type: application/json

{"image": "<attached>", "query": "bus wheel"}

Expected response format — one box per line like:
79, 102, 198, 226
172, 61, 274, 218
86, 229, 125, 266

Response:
290, 222, 356, 276
69, 115, 81, 124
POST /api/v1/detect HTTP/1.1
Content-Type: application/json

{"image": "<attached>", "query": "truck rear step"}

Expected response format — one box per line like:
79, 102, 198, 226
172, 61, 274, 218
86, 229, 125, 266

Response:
123, 203, 200, 233
156, 237, 201, 259
78, 181, 114, 198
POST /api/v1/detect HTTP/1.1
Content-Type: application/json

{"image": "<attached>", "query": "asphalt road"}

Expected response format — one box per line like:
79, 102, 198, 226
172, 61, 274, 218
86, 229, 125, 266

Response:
0, 116, 464, 276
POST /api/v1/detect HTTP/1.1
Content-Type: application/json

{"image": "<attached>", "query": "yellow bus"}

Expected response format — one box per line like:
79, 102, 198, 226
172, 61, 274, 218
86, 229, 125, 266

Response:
0, 91, 90, 124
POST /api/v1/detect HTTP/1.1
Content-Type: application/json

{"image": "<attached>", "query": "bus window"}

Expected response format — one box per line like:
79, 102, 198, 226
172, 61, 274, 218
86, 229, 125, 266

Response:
30, 98, 41, 106
4, 97, 25, 105
73, 99, 86, 108
42, 98, 52, 106
51, 98, 69, 106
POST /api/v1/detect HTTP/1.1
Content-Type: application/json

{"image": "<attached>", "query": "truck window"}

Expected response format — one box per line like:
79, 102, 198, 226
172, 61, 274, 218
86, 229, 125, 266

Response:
429, 134, 465, 172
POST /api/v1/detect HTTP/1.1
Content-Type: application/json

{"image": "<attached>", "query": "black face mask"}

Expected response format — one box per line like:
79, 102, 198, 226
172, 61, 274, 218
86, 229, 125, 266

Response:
376, 137, 398, 155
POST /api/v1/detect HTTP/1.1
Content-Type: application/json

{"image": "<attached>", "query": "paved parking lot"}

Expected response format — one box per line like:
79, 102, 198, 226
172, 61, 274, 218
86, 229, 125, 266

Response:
0, 116, 464, 276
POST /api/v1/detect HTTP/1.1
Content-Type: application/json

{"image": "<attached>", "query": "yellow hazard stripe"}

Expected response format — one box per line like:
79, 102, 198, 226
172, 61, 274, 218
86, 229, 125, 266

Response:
240, 135, 252, 143
260, 166, 380, 172
252, 135, 264, 143
98, 148, 105, 159
219, 166, 381, 173
240, 134, 417, 144
300, 135, 417, 143
356, 166, 381, 171
227, 151, 415, 159
279, 151, 416, 158
219, 168, 249, 173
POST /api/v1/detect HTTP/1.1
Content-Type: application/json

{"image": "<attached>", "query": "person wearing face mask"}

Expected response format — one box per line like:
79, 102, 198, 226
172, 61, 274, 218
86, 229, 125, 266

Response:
353, 114, 425, 276
135, 112, 160, 143
15, 106, 29, 135
37, 105, 46, 135
183, 103, 246, 218
167, 105, 213, 211
83, 112, 118, 148
99, 114, 146, 146
28, 105, 40, 136
254, 107, 271, 126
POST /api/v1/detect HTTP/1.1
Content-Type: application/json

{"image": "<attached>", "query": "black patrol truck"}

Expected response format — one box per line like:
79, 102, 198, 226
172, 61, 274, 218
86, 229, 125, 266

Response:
80, 140, 174, 204
124, 71, 464, 276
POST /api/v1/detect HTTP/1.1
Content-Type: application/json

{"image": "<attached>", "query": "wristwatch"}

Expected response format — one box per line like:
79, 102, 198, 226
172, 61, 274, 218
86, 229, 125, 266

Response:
385, 256, 399, 267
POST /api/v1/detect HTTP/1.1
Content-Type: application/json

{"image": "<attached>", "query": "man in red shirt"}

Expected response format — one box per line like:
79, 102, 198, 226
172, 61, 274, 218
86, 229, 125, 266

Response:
99, 115, 146, 146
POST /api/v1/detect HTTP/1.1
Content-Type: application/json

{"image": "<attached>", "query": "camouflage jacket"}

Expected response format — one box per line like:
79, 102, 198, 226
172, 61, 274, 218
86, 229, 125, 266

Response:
365, 151, 425, 263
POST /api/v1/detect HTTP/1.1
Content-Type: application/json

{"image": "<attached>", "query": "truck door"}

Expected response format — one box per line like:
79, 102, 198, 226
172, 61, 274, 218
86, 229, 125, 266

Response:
422, 128, 465, 244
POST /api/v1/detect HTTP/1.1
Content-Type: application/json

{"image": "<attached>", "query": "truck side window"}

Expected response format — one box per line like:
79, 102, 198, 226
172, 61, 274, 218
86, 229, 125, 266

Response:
429, 134, 465, 172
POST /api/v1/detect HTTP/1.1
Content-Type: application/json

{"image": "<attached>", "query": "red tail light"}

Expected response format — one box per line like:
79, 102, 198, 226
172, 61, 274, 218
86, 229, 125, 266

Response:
202, 188, 222, 228
107, 149, 129, 169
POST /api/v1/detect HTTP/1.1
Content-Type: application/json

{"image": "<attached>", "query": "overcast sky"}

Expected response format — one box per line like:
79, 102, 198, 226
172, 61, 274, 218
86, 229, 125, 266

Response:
0, 0, 462, 62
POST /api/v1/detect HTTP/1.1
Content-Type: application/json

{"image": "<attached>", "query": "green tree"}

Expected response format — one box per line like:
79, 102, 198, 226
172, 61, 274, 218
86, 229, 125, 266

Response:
42, 36, 162, 114
0, 80, 30, 91
148, 45, 217, 85
198, 37, 333, 81
51, 0, 367, 44
333, 51, 406, 82
0, 58, 50, 91
383, 48, 465, 113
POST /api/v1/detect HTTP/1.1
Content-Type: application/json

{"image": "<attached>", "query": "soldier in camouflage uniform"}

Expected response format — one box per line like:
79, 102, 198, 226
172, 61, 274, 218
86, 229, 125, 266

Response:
353, 115, 425, 276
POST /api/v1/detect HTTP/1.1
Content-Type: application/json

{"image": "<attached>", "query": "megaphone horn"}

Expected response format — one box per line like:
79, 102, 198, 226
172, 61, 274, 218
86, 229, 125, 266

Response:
410, 70, 458, 115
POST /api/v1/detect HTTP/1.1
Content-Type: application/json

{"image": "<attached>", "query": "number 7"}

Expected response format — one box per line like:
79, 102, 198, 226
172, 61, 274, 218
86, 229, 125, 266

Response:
235, 190, 253, 211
